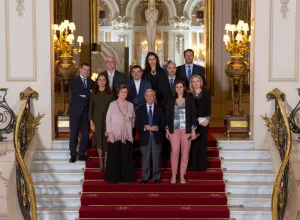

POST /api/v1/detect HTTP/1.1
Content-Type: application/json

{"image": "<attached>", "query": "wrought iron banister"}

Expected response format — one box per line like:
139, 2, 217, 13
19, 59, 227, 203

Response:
261, 88, 291, 220
14, 87, 44, 220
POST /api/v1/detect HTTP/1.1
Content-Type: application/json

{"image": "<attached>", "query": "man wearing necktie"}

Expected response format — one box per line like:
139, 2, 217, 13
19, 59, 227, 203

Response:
135, 89, 165, 184
68, 63, 94, 163
176, 49, 205, 88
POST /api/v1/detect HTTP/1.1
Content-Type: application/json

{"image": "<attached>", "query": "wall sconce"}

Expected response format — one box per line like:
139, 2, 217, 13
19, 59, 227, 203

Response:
99, 10, 106, 25
196, 10, 204, 25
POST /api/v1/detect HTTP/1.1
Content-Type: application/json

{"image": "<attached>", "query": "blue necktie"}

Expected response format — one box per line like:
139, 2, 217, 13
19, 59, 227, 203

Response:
148, 106, 153, 126
83, 78, 87, 89
187, 65, 192, 81
169, 78, 174, 89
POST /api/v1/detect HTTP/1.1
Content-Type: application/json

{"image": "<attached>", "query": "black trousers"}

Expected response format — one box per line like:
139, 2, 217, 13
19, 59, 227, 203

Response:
105, 140, 136, 184
69, 107, 89, 157
189, 125, 209, 171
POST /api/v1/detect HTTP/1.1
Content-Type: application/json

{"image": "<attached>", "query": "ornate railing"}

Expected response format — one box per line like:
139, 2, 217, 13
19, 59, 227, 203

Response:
261, 88, 291, 220
14, 87, 44, 220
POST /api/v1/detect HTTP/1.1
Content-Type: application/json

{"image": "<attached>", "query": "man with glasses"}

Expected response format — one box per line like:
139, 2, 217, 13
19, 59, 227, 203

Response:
102, 56, 127, 96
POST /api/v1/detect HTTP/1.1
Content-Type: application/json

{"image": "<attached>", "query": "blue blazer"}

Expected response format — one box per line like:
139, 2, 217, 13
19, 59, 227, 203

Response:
127, 79, 151, 108
176, 64, 205, 88
68, 75, 94, 116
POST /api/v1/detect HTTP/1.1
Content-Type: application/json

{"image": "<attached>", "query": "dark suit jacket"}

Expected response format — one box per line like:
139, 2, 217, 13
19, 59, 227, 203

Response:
142, 68, 165, 92
165, 95, 197, 134
157, 74, 179, 108
103, 70, 127, 96
176, 64, 205, 88
68, 75, 94, 116
127, 79, 151, 108
135, 104, 165, 146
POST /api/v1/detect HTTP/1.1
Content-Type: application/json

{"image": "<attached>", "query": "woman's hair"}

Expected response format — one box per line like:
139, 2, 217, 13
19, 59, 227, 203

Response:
93, 73, 111, 94
116, 84, 129, 96
144, 52, 162, 71
189, 75, 204, 93
172, 80, 189, 98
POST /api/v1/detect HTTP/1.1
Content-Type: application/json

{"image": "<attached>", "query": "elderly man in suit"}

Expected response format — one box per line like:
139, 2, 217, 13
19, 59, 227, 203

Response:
127, 65, 151, 109
176, 49, 206, 87
102, 56, 127, 96
135, 89, 165, 184
68, 63, 94, 163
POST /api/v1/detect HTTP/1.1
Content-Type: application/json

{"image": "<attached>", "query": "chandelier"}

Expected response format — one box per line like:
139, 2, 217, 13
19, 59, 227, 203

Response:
223, 20, 251, 59
170, 16, 190, 31
112, 16, 133, 30
53, 20, 83, 57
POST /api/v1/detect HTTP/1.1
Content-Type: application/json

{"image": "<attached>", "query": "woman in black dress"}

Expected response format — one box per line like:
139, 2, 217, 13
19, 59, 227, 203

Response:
188, 75, 211, 172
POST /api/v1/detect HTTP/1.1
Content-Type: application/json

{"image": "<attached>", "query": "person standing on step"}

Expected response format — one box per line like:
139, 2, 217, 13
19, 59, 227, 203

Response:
89, 73, 115, 171
188, 75, 211, 172
102, 56, 127, 97
176, 49, 206, 88
165, 80, 197, 184
135, 89, 165, 184
105, 84, 136, 184
68, 63, 94, 163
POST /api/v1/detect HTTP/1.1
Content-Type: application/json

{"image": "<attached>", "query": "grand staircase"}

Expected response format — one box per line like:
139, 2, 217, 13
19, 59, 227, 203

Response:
31, 130, 274, 220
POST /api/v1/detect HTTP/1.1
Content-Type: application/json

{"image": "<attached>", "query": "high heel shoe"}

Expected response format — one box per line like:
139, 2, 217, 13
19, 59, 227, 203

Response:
180, 176, 187, 184
170, 175, 176, 184
99, 162, 104, 172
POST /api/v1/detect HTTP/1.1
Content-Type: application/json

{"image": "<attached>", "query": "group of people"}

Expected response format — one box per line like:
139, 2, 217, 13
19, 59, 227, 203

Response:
68, 49, 211, 184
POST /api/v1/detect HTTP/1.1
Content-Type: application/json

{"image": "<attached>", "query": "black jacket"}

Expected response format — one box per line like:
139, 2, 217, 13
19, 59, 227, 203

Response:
68, 75, 94, 116
103, 70, 127, 96
165, 95, 197, 134
135, 104, 165, 146
176, 64, 205, 88
157, 74, 179, 108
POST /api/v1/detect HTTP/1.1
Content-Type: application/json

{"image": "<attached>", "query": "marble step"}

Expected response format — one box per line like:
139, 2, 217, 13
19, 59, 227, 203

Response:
31, 159, 85, 171
34, 181, 82, 195
220, 149, 270, 160
36, 194, 271, 209
30, 169, 275, 183
226, 181, 273, 195
230, 207, 271, 220
34, 148, 270, 160
36, 194, 81, 208
37, 207, 78, 220
213, 134, 254, 150
221, 159, 273, 171
227, 194, 271, 208
31, 170, 84, 182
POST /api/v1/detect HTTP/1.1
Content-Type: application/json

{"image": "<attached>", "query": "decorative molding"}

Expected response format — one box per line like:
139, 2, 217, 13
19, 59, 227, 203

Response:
16, 0, 25, 17
0, 172, 8, 187
5, 0, 37, 81
268, 0, 299, 82
280, 0, 290, 19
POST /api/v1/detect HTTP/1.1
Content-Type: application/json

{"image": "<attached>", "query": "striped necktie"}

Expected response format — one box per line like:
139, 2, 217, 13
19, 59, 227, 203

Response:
187, 65, 192, 81
169, 78, 174, 90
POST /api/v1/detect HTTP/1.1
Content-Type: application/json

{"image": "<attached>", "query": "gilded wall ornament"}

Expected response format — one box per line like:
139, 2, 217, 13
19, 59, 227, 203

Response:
280, 0, 290, 19
16, 0, 25, 17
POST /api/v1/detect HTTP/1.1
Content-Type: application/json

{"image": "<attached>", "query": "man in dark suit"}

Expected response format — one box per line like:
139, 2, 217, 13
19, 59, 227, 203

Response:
127, 65, 151, 109
135, 89, 165, 184
176, 49, 206, 87
102, 56, 127, 96
68, 63, 94, 163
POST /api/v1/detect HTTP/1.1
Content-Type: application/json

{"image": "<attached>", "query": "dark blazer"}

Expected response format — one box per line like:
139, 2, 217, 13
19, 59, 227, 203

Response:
165, 95, 197, 134
142, 68, 165, 92
103, 70, 127, 95
135, 104, 165, 146
68, 75, 94, 116
195, 91, 211, 118
176, 64, 205, 88
127, 79, 151, 108
157, 74, 179, 108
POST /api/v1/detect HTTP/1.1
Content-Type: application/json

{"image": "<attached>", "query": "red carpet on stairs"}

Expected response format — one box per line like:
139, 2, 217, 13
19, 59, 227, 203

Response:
79, 127, 229, 220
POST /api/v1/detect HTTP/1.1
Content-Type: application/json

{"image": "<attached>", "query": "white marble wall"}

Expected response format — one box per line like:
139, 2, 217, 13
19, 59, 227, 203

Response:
251, 0, 300, 149
0, 0, 54, 149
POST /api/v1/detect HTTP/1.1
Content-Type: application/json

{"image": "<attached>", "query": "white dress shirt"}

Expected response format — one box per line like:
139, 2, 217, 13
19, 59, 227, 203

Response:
107, 70, 115, 89
146, 103, 158, 131
134, 79, 141, 94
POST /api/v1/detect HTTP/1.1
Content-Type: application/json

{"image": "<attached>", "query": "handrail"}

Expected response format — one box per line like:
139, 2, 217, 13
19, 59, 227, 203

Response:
13, 87, 44, 220
261, 88, 291, 220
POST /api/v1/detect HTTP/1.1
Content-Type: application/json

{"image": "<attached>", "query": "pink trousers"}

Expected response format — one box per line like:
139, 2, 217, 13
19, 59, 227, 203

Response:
169, 129, 191, 175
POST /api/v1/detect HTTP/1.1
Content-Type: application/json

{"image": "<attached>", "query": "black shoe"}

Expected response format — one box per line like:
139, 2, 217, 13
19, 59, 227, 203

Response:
69, 156, 76, 163
79, 155, 89, 161
154, 180, 161, 184
141, 180, 148, 184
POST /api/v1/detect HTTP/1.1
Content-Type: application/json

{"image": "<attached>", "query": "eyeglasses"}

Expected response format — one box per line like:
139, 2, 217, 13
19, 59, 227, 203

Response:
106, 61, 115, 64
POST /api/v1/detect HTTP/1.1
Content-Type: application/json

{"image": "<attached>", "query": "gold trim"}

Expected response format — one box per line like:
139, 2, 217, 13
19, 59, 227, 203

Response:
81, 192, 226, 194
262, 89, 291, 220
90, 0, 98, 42
14, 87, 39, 220
205, 0, 215, 94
